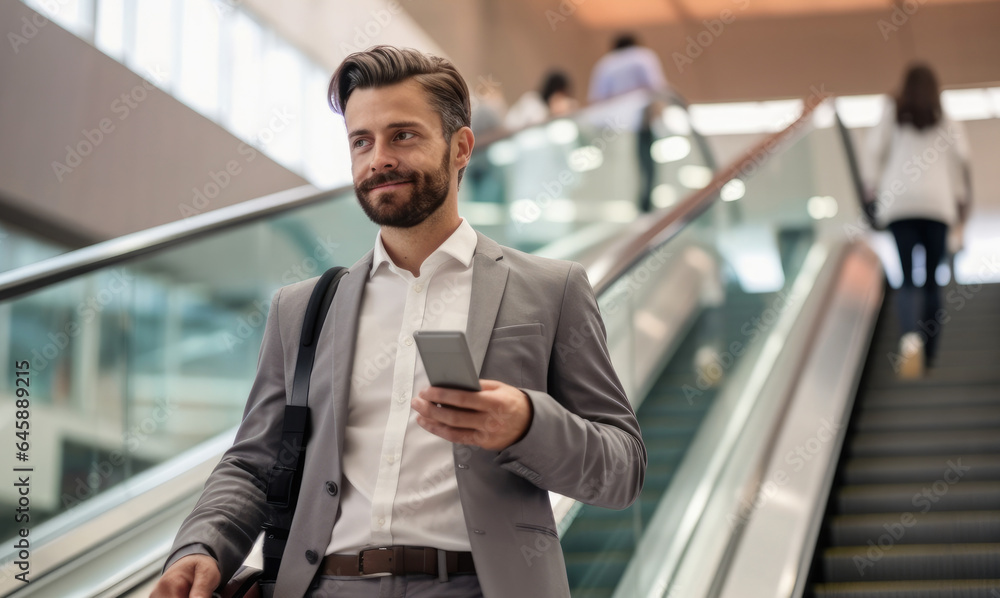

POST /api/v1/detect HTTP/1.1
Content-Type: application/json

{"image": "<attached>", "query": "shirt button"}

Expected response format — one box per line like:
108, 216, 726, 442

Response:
378, 518, 385, 527
413, 283, 424, 293
404, 336, 414, 346
397, 395, 408, 405
325, 481, 339, 496
305, 550, 319, 564
386, 455, 396, 464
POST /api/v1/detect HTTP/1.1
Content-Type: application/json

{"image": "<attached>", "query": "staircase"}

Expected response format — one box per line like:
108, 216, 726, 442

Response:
810, 283, 1000, 597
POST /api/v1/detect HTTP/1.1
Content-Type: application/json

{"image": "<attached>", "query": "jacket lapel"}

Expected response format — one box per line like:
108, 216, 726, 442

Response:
466, 232, 509, 373
330, 251, 371, 453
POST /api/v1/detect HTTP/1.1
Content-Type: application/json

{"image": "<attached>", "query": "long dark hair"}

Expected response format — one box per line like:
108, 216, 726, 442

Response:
894, 63, 941, 131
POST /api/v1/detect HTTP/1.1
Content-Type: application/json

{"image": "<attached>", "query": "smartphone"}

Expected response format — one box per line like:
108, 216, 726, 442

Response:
413, 330, 481, 392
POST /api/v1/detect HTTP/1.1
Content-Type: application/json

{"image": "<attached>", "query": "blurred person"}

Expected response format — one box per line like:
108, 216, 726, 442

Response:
863, 63, 972, 377
504, 69, 578, 130
540, 70, 578, 117
588, 34, 669, 212
587, 33, 668, 103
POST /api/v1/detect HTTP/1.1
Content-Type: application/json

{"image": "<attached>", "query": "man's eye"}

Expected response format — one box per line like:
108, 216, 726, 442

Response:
352, 139, 370, 149
395, 132, 415, 141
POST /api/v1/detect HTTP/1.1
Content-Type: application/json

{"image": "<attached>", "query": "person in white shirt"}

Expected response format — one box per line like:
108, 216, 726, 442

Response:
588, 34, 670, 212
863, 63, 972, 376
152, 46, 644, 598
587, 34, 668, 104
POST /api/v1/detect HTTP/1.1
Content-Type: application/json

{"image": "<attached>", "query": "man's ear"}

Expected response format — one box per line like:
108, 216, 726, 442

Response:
452, 126, 475, 170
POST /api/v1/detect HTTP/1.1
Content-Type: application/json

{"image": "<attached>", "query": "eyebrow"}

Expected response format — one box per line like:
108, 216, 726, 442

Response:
348, 121, 426, 139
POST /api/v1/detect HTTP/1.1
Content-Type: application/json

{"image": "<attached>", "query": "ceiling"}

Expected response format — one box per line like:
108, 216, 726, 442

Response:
568, 0, 998, 28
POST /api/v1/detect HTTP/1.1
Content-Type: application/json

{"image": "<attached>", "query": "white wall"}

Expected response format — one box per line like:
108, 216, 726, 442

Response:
0, 1, 308, 242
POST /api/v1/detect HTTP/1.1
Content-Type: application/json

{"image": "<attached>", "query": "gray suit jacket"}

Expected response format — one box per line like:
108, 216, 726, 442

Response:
167, 232, 646, 597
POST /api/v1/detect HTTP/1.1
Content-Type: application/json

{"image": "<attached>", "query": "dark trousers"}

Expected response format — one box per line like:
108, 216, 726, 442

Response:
637, 124, 655, 213
888, 218, 948, 361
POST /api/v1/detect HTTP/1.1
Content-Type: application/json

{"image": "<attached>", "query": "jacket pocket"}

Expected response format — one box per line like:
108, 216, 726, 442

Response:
491, 322, 544, 341
515, 523, 559, 538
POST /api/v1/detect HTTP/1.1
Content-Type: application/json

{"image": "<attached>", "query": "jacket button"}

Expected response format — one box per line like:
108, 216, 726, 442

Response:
326, 481, 339, 496
305, 550, 318, 564
473, 529, 485, 535
457, 464, 469, 469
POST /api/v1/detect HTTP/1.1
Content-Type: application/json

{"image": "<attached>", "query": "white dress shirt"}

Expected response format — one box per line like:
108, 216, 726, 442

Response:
327, 219, 477, 555
587, 46, 668, 103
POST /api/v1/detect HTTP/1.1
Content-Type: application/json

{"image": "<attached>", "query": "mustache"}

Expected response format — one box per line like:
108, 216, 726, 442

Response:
358, 171, 414, 193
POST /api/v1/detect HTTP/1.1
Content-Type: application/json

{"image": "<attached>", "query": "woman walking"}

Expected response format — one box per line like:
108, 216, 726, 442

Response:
863, 63, 973, 378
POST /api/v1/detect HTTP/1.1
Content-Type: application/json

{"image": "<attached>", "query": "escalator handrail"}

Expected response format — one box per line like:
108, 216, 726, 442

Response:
590, 92, 828, 296
0, 184, 336, 301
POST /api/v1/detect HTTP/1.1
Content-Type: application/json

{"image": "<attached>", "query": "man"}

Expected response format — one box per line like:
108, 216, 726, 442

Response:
587, 34, 670, 213
587, 34, 668, 103
152, 45, 645, 598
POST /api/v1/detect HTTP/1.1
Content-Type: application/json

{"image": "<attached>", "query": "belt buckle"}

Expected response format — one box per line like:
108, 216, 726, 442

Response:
359, 546, 405, 575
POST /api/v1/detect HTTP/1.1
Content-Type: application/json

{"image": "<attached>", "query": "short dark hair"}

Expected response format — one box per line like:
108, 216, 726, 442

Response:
613, 34, 637, 50
540, 70, 572, 105
328, 45, 471, 143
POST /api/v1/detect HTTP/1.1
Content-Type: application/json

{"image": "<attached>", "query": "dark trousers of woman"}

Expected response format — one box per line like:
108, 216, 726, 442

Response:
888, 218, 948, 365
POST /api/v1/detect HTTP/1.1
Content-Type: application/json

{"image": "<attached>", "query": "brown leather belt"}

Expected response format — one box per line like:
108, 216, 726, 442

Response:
320, 546, 475, 577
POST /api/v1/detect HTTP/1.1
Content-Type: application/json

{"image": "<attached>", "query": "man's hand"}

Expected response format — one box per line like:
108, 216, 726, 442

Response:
150, 554, 221, 598
412, 379, 533, 450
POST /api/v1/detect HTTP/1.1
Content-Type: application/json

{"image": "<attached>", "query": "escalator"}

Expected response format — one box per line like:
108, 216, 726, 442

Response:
7, 79, 947, 597
809, 282, 1000, 597
0, 90, 721, 596
563, 290, 780, 597
0, 87, 904, 597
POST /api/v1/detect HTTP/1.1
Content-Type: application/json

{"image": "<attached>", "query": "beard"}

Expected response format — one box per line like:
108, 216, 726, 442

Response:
355, 149, 451, 228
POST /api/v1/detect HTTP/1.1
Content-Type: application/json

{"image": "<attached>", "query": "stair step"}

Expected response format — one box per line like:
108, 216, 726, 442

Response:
842, 455, 1000, 484
823, 543, 1000, 582
854, 407, 1000, 432
848, 430, 1000, 457
813, 578, 1000, 597
836, 482, 1000, 514
860, 386, 998, 409
828, 511, 1000, 546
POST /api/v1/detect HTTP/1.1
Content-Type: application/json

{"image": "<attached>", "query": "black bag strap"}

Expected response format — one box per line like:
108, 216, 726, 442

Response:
262, 266, 347, 581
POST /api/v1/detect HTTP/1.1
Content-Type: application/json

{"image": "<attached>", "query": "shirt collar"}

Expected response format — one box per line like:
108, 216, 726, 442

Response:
370, 218, 477, 279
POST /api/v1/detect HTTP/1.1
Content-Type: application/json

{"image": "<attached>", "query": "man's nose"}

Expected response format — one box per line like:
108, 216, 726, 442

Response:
369, 140, 397, 173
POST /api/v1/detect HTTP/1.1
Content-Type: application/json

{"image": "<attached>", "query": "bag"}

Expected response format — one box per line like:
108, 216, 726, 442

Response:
221, 267, 348, 598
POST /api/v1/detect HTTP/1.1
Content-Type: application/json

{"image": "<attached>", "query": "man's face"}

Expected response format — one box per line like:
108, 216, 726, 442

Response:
345, 79, 455, 228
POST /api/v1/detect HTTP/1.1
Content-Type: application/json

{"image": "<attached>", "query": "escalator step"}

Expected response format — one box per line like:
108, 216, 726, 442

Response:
565, 550, 631, 588
560, 524, 639, 553
866, 369, 1000, 388
861, 386, 999, 409
828, 511, 1000, 546
849, 430, 1000, 457
813, 579, 1000, 597
836, 482, 1000, 514
854, 407, 1000, 432
843, 455, 1000, 484
823, 543, 1000, 582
